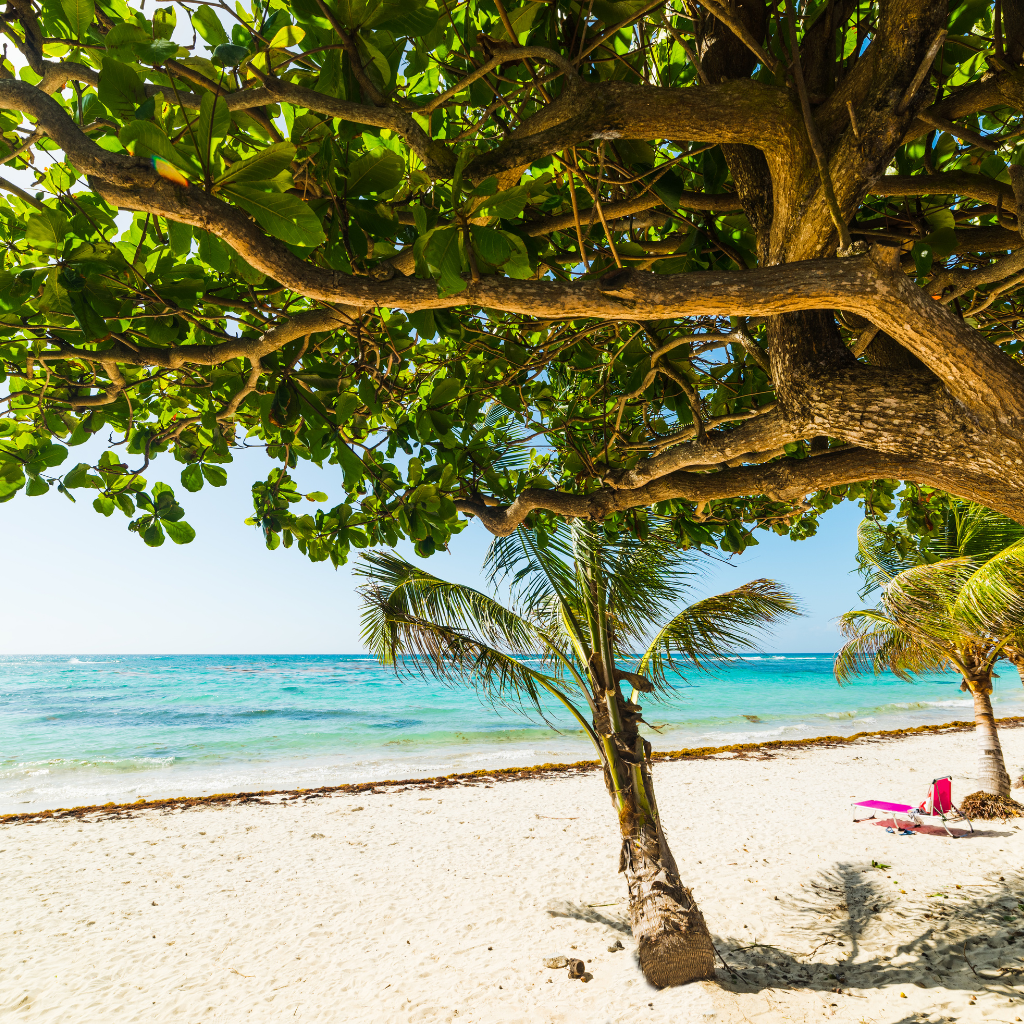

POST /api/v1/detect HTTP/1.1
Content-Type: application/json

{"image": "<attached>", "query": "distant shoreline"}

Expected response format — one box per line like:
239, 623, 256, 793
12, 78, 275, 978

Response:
5, 714, 1022, 826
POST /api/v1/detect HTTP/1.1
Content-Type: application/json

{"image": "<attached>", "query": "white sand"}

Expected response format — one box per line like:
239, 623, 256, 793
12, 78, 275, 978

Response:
2, 728, 1023, 1024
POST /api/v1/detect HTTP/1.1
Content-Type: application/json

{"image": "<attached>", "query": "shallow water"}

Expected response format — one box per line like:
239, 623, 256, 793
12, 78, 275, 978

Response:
2, 653, 1022, 812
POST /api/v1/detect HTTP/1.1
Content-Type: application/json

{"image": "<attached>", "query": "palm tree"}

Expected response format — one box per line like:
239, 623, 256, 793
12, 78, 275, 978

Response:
355, 521, 799, 988
836, 506, 1024, 804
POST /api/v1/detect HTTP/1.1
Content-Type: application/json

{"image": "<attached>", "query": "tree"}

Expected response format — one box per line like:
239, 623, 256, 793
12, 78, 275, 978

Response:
836, 509, 1024, 807
0, 1, 1021, 561
356, 522, 800, 987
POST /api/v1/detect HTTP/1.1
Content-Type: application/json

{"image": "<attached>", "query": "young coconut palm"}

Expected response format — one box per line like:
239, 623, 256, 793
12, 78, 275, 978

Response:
356, 521, 800, 988
838, 511, 1024, 811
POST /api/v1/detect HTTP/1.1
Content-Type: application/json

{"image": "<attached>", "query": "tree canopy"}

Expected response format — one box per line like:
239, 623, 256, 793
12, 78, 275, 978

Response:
0, 0, 1019, 564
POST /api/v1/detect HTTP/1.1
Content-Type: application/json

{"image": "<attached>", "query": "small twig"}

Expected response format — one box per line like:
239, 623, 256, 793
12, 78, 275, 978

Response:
0, 174, 45, 210
962, 942, 982, 979
594, 143, 622, 268
785, 0, 851, 252
845, 100, 860, 140
565, 160, 590, 271
713, 941, 740, 976
898, 29, 947, 113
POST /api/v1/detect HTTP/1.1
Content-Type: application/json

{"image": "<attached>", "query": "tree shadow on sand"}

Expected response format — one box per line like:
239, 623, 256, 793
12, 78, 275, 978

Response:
713, 861, 1024, 1006
545, 899, 632, 935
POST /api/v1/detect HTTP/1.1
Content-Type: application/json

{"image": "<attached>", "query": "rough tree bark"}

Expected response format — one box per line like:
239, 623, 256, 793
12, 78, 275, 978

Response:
590, 644, 715, 985
961, 662, 1013, 797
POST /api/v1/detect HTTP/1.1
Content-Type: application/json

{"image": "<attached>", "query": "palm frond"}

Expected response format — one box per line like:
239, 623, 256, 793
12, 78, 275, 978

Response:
636, 579, 801, 688
485, 522, 580, 623
880, 557, 981, 644
356, 551, 601, 749
468, 403, 533, 473
948, 501, 1024, 560
854, 518, 922, 597
954, 538, 1024, 641
356, 549, 538, 659
834, 610, 949, 683
600, 526, 701, 650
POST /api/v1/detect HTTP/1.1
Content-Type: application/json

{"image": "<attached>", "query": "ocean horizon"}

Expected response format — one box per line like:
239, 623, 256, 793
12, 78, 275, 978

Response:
3, 652, 1022, 814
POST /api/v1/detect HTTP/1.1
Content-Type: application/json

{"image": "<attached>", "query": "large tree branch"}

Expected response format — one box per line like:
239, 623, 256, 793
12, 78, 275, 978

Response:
464, 79, 803, 182
6, 82, 1021, 424
455, 447, 1024, 536
869, 172, 1016, 214
40, 309, 349, 371
608, 406, 796, 489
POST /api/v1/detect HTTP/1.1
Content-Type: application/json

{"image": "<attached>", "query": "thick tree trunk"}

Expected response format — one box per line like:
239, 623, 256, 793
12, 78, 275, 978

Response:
966, 675, 1011, 797
594, 667, 715, 987
617, 761, 716, 987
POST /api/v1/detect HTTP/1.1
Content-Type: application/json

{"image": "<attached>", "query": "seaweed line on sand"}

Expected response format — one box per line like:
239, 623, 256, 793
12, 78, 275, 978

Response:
3, 716, 1022, 826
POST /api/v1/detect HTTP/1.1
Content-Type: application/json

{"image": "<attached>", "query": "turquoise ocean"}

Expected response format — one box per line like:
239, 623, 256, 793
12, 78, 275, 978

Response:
3, 653, 1023, 814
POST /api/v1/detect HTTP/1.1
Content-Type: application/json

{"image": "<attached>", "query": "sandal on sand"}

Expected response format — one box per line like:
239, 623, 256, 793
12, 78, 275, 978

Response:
885, 827, 915, 836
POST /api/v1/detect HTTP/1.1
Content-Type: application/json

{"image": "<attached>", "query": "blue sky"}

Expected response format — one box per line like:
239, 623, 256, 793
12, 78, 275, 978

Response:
0, 444, 867, 653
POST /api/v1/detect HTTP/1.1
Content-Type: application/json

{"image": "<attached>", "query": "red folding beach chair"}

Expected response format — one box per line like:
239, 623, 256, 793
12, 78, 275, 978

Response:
852, 776, 973, 838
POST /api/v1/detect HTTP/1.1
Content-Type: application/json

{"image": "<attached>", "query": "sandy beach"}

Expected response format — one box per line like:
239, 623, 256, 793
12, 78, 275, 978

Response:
2, 727, 1023, 1024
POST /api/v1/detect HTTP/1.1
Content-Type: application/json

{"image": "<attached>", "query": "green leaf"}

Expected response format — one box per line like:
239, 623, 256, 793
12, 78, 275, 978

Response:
222, 186, 326, 247
470, 225, 511, 266
477, 185, 531, 219
142, 521, 166, 546
119, 120, 191, 170
60, 0, 95, 38
335, 392, 360, 422
167, 220, 192, 256
93, 495, 115, 516
25, 210, 70, 254
63, 463, 94, 488
212, 43, 250, 67
197, 229, 232, 273
97, 58, 146, 121
214, 142, 296, 189
201, 464, 228, 486
496, 2, 540, 41
499, 231, 533, 278
346, 151, 405, 196
305, 490, 328, 502
912, 239, 935, 277
422, 226, 466, 297
164, 519, 196, 544
367, 0, 439, 35
195, 91, 231, 159
337, 442, 364, 488
359, 36, 391, 86
267, 25, 306, 48
180, 463, 204, 491
923, 227, 957, 259
104, 23, 151, 50
25, 474, 48, 496
192, 6, 230, 47
468, 175, 499, 198
133, 39, 181, 65
429, 378, 462, 407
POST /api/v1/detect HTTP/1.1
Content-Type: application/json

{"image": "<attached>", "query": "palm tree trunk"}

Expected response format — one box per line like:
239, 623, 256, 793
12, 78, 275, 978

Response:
967, 675, 1011, 796
618, 760, 716, 987
598, 679, 715, 987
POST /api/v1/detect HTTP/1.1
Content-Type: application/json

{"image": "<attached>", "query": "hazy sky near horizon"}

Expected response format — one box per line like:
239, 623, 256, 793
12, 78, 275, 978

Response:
1, 446, 867, 654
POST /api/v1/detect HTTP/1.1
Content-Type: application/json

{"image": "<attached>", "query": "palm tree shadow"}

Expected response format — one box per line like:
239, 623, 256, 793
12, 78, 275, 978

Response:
544, 898, 632, 935
712, 863, 1024, 1003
